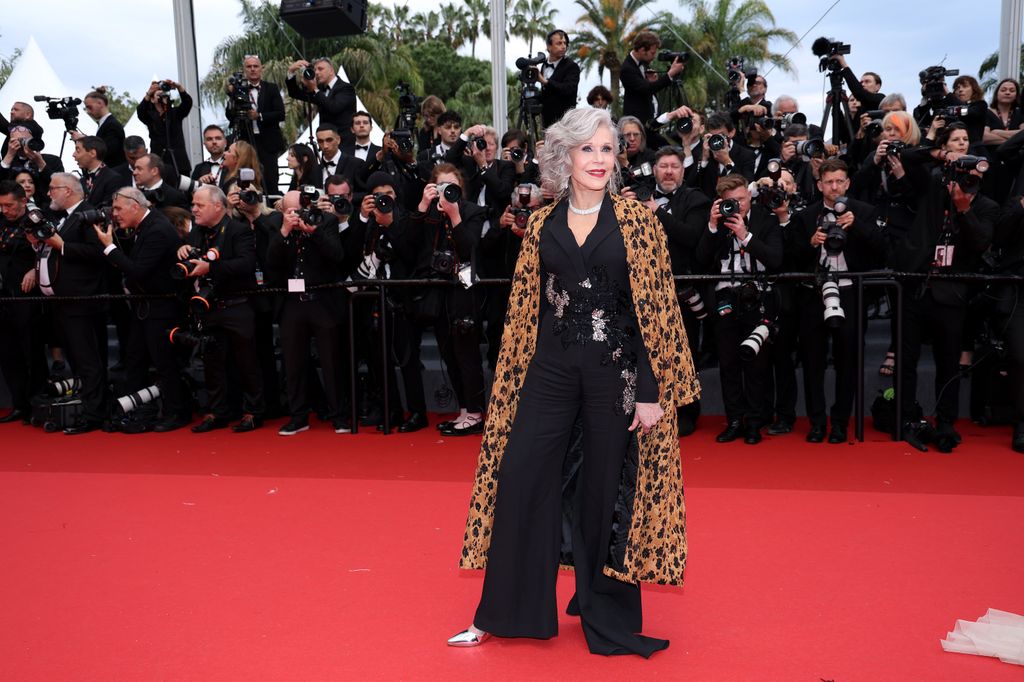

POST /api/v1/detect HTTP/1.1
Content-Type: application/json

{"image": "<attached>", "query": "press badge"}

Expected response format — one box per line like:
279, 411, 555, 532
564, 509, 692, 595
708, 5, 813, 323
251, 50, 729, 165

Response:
934, 244, 955, 268
288, 278, 306, 293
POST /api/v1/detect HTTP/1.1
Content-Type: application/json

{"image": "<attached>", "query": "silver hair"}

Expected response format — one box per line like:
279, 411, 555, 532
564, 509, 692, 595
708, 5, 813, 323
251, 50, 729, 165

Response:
539, 107, 621, 200
617, 115, 646, 148
113, 186, 151, 209
196, 184, 229, 209
880, 93, 907, 111
772, 96, 798, 116
509, 183, 543, 205
51, 172, 84, 198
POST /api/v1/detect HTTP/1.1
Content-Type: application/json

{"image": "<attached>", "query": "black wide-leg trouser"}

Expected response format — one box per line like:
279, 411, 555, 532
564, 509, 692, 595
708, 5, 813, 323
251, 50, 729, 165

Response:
473, 318, 669, 657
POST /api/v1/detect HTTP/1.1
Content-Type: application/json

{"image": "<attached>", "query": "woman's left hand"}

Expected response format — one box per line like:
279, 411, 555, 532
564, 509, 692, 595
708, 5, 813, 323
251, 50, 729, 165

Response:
629, 402, 664, 434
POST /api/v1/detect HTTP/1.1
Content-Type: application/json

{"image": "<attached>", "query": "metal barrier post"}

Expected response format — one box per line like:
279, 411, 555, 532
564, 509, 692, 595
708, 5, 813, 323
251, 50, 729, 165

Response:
379, 286, 391, 435
855, 275, 865, 441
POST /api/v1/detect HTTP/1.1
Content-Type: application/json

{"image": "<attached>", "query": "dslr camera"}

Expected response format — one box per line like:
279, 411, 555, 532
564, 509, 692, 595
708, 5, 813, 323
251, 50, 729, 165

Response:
819, 196, 849, 257
718, 197, 742, 228
511, 184, 534, 228
794, 138, 825, 160
626, 162, 656, 202
171, 246, 220, 280
390, 128, 415, 154
34, 94, 81, 132
863, 110, 886, 138
79, 207, 112, 225
24, 204, 57, 241
297, 185, 325, 226
236, 168, 261, 205
716, 281, 760, 316
935, 105, 970, 123
811, 37, 851, 73
752, 160, 788, 210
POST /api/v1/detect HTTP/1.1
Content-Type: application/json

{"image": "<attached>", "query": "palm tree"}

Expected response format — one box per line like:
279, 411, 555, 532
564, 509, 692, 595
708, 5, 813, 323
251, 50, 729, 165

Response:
337, 36, 424, 128
667, 0, 798, 110
510, 0, 558, 55
410, 10, 441, 43
574, 0, 664, 112
978, 45, 1024, 94
439, 3, 470, 50
462, 0, 490, 59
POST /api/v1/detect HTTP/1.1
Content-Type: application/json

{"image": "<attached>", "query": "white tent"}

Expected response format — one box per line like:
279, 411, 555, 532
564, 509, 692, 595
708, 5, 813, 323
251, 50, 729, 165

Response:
0, 36, 95, 171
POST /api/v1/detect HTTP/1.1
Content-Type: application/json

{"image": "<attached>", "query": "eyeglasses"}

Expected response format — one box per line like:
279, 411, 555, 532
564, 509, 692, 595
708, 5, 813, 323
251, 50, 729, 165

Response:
48, 185, 71, 192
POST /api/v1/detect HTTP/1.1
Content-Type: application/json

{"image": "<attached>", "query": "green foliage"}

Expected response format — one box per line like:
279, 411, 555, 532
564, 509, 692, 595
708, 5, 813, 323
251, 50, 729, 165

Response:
93, 86, 138, 126
0, 45, 21, 89
978, 46, 1024, 94
510, 0, 558, 55
410, 40, 492, 105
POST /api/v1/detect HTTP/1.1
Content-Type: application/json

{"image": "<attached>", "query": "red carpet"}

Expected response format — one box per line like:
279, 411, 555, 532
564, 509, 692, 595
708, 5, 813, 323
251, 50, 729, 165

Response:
2, 416, 1023, 680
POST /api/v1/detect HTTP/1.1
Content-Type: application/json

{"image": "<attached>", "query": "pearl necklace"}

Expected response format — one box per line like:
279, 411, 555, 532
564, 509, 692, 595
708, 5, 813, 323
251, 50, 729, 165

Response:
568, 197, 603, 215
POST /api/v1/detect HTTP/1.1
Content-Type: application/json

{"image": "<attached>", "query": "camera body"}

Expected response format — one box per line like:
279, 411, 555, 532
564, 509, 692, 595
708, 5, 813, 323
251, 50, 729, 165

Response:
812, 37, 851, 73
302, 65, 316, 81
794, 138, 825, 160
935, 105, 969, 122
942, 154, 990, 194
390, 128, 415, 154
34, 94, 81, 132
508, 147, 526, 163
885, 140, 908, 160
373, 192, 396, 214
430, 249, 457, 276
819, 196, 849, 257
329, 194, 353, 216
236, 167, 261, 205
718, 197, 742, 228
171, 246, 220, 280
920, 65, 959, 101
716, 281, 760, 317
297, 185, 324, 226
24, 205, 56, 241
753, 183, 787, 210
436, 183, 462, 205
863, 110, 885, 137
512, 184, 534, 228
707, 133, 729, 152
626, 162, 656, 202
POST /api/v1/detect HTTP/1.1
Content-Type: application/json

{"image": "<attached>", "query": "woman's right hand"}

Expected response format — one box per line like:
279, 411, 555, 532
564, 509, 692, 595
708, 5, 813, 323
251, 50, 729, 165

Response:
419, 183, 439, 213
873, 140, 889, 166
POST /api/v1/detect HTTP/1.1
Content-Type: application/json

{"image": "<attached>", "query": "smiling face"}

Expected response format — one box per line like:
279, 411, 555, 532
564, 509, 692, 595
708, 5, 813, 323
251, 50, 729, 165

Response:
569, 126, 616, 195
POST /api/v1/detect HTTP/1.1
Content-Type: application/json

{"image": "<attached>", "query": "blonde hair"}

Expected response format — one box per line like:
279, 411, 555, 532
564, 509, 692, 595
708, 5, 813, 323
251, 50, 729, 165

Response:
539, 107, 621, 200
882, 110, 921, 145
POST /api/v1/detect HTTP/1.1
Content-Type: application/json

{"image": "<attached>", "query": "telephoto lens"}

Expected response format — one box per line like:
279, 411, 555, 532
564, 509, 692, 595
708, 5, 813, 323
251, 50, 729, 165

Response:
47, 377, 82, 397
302, 66, 315, 81
707, 134, 728, 152
718, 197, 741, 228
739, 322, 772, 361
116, 385, 161, 414
679, 286, 707, 320
509, 147, 525, 162
821, 279, 845, 328
330, 195, 353, 216
373, 192, 395, 214
676, 116, 693, 134
794, 138, 825, 159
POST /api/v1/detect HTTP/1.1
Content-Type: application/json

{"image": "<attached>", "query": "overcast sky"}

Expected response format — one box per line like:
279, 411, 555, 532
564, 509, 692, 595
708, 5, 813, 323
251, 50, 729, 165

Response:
0, 0, 1009, 132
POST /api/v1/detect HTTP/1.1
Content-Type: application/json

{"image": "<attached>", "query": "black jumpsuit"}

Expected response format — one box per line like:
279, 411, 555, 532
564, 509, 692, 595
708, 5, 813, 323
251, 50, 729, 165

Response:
472, 198, 668, 657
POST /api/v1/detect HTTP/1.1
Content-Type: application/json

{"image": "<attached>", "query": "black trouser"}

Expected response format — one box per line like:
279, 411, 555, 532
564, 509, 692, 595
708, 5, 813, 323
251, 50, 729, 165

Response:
899, 289, 967, 425
799, 286, 860, 429
474, 317, 667, 657
0, 298, 47, 412
995, 284, 1024, 422
484, 284, 511, 370
122, 310, 190, 420
676, 293, 702, 422
770, 301, 800, 425
201, 302, 265, 418
256, 144, 280, 195
434, 317, 485, 414
254, 307, 283, 417
716, 300, 773, 427
56, 308, 109, 423
280, 297, 344, 419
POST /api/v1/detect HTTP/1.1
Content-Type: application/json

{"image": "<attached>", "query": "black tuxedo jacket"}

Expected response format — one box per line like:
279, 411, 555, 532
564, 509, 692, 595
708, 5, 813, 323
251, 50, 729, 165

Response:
226, 80, 286, 155
745, 137, 783, 180
42, 201, 109, 315
620, 55, 672, 123
652, 187, 712, 275
104, 209, 183, 318
540, 58, 581, 127
687, 143, 756, 198
186, 216, 258, 298
695, 205, 784, 275
320, 153, 366, 189
142, 184, 190, 210
136, 93, 194, 175
0, 216, 36, 297
790, 197, 887, 274
82, 165, 128, 207
287, 76, 357, 146
341, 141, 382, 162
266, 214, 345, 286
191, 159, 225, 183
729, 97, 774, 127
96, 115, 127, 168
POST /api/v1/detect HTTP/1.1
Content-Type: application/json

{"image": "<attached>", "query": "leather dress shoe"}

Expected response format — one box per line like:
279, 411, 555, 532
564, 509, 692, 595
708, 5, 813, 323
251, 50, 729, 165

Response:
191, 414, 230, 433
232, 414, 262, 433
154, 417, 190, 433
716, 420, 743, 443
375, 413, 406, 432
440, 417, 485, 436
1012, 423, 1024, 454
806, 424, 826, 443
398, 412, 428, 433
767, 419, 793, 435
0, 409, 27, 424
436, 419, 456, 431
828, 423, 848, 444
447, 628, 491, 647
63, 419, 102, 435
744, 425, 762, 445
677, 414, 696, 437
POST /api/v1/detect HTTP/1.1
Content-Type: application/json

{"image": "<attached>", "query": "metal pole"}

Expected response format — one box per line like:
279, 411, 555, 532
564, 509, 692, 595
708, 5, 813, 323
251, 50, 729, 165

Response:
171, 0, 203, 168
490, 0, 508, 137
893, 281, 904, 442
379, 287, 391, 435
349, 293, 359, 435
999, 0, 1024, 82
855, 276, 865, 442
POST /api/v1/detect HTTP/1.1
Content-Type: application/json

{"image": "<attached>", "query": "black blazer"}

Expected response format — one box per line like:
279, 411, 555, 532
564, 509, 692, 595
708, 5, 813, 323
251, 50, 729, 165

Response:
142, 183, 191, 210
341, 141, 382, 161
82, 165, 128, 207
687, 143, 756, 198
104, 209, 183, 318
96, 115, 127, 168
43, 201, 109, 315
790, 197, 887, 273
540, 58, 581, 128
0, 217, 36, 296
226, 80, 286, 155
136, 92, 194, 175
320, 153, 365, 189
287, 76, 357, 146
185, 216, 258, 298
695, 205, 784, 275
620, 54, 672, 123
652, 187, 712, 276
745, 137, 783, 180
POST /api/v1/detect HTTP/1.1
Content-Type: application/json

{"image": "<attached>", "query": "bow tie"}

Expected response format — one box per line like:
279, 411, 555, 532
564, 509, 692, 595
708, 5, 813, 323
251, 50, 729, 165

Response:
355, 145, 369, 151
324, 159, 337, 169
545, 62, 555, 69
655, 189, 674, 200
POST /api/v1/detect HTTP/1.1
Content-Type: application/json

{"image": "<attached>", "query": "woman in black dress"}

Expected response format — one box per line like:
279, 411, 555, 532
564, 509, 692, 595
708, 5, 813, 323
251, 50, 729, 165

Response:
448, 108, 698, 656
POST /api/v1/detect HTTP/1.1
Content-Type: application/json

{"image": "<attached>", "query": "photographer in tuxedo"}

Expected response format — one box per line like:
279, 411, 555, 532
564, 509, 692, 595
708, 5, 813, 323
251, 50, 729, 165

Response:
75, 89, 127, 168
621, 31, 685, 124
696, 174, 783, 444
192, 125, 229, 185
226, 55, 286, 194
136, 79, 193, 176
0, 124, 62, 191
315, 124, 364, 187
537, 30, 580, 128
687, 113, 756, 199
342, 111, 381, 161
179, 186, 265, 433
133, 154, 190, 210
287, 58, 357, 146
95, 188, 190, 432
0, 181, 48, 423
73, 137, 126, 208
267, 190, 348, 436
791, 159, 886, 444
27, 174, 108, 434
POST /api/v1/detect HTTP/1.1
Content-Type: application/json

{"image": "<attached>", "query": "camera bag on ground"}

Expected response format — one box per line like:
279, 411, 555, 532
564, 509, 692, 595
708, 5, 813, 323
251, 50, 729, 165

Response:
30, 394, 84, 432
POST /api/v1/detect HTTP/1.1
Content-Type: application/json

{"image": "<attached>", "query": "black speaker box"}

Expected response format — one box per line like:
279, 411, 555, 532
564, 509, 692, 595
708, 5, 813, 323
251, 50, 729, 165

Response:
279, 0, 368, 39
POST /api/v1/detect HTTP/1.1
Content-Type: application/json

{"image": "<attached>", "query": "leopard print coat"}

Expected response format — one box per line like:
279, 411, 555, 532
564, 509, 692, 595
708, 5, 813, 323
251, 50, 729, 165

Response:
459, 194, 700, 586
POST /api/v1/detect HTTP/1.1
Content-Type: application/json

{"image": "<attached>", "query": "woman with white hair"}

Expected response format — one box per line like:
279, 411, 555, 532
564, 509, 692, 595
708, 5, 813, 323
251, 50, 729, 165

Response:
448, 107, 699, 657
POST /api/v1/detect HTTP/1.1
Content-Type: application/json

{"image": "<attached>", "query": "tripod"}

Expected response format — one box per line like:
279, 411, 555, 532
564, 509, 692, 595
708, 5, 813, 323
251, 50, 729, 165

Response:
516, 84, 543, 150
820, 69, 855, 145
